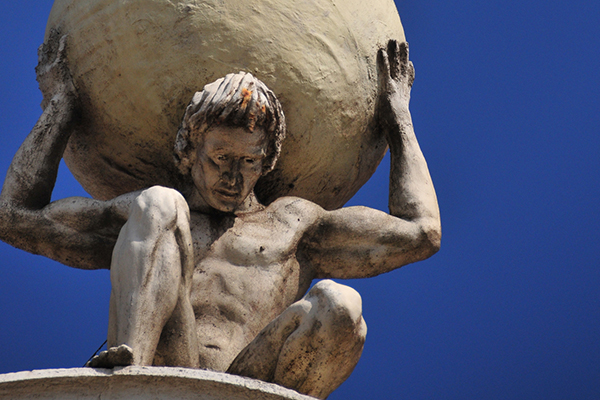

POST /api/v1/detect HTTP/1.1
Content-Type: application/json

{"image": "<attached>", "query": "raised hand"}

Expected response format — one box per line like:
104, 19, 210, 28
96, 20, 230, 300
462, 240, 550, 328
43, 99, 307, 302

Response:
36, 29, 78, 110
376, 40, 415, 144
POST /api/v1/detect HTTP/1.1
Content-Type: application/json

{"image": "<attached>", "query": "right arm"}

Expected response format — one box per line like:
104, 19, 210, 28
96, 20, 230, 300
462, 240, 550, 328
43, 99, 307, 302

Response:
0, 33, 137, 270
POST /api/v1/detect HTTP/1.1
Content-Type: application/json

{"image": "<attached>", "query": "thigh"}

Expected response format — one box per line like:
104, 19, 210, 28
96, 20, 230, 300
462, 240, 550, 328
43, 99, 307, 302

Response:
229, 280, 367, 399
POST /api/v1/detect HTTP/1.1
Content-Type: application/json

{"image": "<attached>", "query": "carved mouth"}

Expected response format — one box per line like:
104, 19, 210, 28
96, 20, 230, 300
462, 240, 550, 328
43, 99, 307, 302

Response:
214, 189, 239, 199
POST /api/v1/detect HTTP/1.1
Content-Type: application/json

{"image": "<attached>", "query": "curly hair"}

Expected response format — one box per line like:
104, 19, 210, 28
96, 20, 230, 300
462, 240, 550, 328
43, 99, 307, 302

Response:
174, 72, 286, 177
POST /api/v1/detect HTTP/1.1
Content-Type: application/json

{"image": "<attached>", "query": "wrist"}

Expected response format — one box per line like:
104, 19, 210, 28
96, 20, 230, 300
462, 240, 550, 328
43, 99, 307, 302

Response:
385, 116, 413, 151
43, 93, 79, 128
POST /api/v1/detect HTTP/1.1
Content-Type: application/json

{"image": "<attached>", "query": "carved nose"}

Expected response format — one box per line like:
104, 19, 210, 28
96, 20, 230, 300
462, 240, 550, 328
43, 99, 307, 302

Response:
220, 162, 242, 187
221, 171, 236, 186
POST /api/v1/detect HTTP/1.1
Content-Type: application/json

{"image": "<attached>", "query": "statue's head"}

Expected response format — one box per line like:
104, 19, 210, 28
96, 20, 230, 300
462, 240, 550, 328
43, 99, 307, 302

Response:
174, 72, 286, 212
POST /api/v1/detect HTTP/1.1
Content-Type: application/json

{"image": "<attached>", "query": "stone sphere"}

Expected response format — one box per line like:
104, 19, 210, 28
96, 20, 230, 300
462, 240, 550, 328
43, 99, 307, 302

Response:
46, 0, 404, 209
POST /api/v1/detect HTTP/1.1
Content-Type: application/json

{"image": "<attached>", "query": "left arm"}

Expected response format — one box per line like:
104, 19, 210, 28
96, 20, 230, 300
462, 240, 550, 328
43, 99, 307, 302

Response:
300, 41, 441, 279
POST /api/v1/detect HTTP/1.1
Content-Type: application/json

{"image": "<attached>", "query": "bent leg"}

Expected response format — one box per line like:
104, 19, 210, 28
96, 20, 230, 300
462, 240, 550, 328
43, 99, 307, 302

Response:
89, 186, 198, 368
228, 280, 367, 399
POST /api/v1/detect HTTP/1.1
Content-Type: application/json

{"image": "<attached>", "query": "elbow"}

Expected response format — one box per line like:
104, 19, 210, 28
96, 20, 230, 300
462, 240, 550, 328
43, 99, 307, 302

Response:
0, 203, 18, 244
419, 218, 441, 258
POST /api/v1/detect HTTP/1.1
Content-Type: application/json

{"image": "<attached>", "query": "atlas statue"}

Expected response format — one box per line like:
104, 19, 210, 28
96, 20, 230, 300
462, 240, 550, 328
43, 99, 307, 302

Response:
0, 31, 440, 399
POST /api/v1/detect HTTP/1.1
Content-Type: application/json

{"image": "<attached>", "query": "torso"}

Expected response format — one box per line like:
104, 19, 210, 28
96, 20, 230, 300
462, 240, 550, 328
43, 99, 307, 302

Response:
187, 197, 318, 370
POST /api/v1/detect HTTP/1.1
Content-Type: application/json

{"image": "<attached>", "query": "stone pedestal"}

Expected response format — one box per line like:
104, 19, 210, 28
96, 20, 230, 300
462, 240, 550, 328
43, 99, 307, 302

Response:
0, 367, 317, 400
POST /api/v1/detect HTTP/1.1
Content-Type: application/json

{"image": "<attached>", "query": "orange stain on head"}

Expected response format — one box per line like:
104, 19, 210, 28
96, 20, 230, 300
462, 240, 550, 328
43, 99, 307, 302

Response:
241, 88, 253, 109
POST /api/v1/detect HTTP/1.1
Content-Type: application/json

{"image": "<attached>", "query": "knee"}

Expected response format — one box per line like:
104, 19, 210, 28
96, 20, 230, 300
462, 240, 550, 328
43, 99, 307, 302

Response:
130, 186, 189, 227
306, 280, 366, 339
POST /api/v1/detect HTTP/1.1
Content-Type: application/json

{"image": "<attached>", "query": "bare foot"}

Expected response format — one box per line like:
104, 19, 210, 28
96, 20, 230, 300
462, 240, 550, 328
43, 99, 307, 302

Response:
86, 344, 134, 368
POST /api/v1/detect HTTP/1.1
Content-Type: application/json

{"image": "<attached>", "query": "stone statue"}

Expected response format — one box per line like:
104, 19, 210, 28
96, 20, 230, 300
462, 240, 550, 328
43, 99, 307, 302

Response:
0, 32, 440, 399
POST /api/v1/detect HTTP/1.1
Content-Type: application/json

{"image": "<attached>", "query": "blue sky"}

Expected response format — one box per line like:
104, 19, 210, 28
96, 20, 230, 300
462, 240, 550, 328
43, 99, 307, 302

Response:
1, 1, 599, 399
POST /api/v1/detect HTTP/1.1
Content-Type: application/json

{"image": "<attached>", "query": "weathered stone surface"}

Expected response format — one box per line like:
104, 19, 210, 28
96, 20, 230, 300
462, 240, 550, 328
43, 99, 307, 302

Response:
0, 367, 317, 400
45, 0, 405, 209
0, 34, 441, 399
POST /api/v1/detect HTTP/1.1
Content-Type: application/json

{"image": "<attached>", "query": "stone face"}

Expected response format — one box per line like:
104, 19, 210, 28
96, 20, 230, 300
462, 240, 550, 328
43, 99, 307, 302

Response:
45, 0, 405, 209
0, 367, 318, 400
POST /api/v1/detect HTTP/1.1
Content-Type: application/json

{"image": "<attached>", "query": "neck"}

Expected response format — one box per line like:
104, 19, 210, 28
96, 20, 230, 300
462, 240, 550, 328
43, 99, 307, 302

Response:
233, 192, 265, 214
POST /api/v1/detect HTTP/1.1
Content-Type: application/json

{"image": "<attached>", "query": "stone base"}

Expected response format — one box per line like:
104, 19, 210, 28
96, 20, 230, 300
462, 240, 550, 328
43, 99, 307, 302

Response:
0, 367, 317, 400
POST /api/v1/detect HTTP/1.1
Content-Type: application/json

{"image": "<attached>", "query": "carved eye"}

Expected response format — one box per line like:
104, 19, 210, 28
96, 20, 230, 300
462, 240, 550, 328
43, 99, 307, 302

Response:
215, 155, 227, 162
245, 158, 256, 164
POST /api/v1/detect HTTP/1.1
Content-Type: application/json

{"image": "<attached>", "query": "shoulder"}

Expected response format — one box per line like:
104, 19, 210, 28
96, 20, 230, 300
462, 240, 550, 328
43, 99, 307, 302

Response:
265, 196, 324, 225
267, 196, 323, 213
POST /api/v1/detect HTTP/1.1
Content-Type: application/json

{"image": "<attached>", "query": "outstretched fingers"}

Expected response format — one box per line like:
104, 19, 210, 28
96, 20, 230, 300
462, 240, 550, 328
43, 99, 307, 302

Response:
400, 42, 415, 88
36, 30, 79, 110
378, 40, 415, 89
391, 40, 414, 87
397, 41, 409, 73
387, 39, 401, 80
56, 34, 68, 63
37, 29, 67, 75
408, 60, 415, 87
377, 47, 391, 88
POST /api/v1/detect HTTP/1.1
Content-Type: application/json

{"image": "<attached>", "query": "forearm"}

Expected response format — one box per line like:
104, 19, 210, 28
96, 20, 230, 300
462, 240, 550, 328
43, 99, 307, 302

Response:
0, 204, 117, 270
376, 41, 440, 240
388, 110, 439, 225
0, 191, 136, 270
0, 93, 76, 209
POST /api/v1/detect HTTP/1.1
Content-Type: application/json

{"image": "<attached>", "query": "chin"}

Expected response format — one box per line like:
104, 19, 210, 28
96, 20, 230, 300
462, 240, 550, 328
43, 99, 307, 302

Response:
214, 204, 236, 213
209, 198, 240, 213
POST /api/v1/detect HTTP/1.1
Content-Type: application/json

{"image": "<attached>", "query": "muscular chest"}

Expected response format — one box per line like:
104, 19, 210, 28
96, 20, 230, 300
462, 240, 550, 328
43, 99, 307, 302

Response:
189, 211, 302, 269
187, 209, 313, 321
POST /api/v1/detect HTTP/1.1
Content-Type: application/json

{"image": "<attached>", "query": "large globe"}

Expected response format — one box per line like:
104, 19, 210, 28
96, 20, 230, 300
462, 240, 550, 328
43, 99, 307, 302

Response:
46, 0, 405, 209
